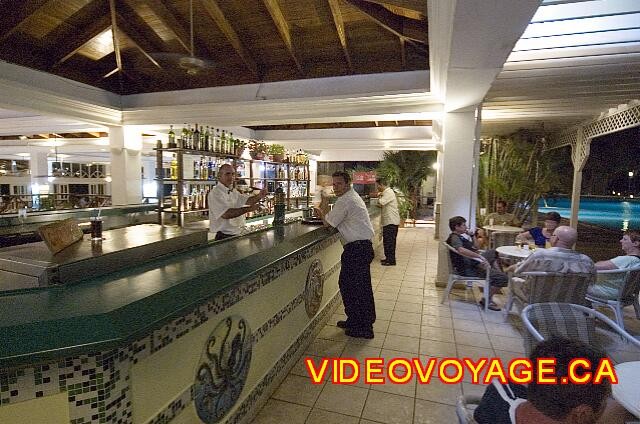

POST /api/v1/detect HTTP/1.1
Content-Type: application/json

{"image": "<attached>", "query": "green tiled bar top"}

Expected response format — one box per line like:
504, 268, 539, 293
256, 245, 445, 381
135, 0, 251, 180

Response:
0, 221, 338, 368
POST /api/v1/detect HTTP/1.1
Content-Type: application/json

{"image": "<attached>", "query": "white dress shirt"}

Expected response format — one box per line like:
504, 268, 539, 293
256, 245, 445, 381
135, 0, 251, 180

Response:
325, 188, 374, 244
378, 187, 400, 226
208, 183, 250, 235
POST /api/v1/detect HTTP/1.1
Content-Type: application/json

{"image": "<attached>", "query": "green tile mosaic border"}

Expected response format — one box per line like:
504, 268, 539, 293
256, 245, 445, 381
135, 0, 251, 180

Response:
0, 233, 341, 424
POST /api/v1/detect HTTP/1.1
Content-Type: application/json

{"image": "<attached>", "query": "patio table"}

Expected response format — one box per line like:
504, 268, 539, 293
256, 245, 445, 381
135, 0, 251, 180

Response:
612, 361, 640, 418
496, 245, 533, 262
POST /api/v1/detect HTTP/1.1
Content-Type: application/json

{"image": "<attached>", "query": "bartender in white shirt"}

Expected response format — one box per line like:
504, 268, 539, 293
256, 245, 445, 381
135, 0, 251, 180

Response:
315, 171, 376, 339
208, 164, 267, 240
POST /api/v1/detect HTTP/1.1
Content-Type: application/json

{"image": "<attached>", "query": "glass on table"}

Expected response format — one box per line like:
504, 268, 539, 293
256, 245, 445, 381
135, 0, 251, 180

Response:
528, 241, 536, 251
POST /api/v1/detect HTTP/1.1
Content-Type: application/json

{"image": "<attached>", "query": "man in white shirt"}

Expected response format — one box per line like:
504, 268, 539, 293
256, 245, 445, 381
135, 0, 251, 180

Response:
315, 171, 376, 339
375, 178, 400, 266
595, 230, 640, 270
208, 164, 267, 240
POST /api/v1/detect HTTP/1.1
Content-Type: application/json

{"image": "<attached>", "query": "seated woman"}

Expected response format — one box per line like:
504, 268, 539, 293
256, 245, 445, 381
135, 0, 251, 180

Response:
595, 230, 640, 270
517, 211, 561, 247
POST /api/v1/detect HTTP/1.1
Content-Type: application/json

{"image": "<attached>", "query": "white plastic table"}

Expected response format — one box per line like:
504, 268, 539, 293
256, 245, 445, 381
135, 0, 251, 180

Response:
612, 361, 640, 418
483, 225, 522, 233
496, 245, 533, 261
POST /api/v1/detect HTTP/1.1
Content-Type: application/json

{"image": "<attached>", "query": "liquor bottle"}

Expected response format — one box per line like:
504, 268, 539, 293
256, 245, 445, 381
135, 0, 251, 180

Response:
170, 187, 178, 211
214, 128, 221, 153
229, 132, 235, 155
192, 124, 200, 151
220, 130, 227, 155
193, 159, 200, 180
208, 158, 215, 179
203, 126, 210, 152
170, 154, 178, 180
181, 124, 189, 149
168, 125, 176, 148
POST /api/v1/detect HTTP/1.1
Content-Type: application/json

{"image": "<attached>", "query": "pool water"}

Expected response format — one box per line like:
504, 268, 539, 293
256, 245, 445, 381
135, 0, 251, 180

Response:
538, 197, 640, 231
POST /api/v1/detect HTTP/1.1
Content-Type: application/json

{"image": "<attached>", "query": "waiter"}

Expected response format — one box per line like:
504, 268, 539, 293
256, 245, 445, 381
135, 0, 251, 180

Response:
208, 163, 267, 240
315, 171, 376, 339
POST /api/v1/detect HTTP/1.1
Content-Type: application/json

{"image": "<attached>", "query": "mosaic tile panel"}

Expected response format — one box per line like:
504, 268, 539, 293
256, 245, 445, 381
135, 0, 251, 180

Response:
0, 234, 341, 424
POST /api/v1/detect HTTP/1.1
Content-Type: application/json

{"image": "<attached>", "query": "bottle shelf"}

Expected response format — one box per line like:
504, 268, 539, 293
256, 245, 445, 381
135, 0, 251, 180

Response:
155, 147, 243, 159
161, 208, 208, 214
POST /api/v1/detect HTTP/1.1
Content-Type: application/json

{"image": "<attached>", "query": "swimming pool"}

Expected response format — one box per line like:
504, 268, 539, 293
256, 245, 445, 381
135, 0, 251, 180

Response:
538, 197, 640, 231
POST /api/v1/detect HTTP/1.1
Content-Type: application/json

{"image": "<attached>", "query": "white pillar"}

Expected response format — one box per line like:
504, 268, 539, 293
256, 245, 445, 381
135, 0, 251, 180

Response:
569, 128, 590, 229
29, 150, 49, 193
436, 111, 477, 285
438, 111, 477, 240
109, 126, 142, 205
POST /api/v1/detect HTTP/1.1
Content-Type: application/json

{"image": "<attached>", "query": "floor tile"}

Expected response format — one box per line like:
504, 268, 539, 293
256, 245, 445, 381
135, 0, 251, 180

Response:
390, 310, 422, 325
396, 294, 424, 304
456, 344, 495, 358
420, 326, 455, 342
317, 325, 350, 342
374, 291, 399, 301
394, 301, 423, 313
452, 318, 486, 333
399, 287, 424, 296
272, 374, 324, 406
421, 315, 453, 329
306, 409, 360, 424
373, 319, 390, 334
383, 333, 420, 353
291, 355, 331, 380
375, 308, 393, 321
252, 399, 310, 424
362, 390, 414, 424
415, 377, 461, 405
376, 299, 397, 311
315, 384, 369, 417
419, 340, 457, 357
413, 399, 456, 424
371, 376, 416, 398
305, 338, 346, 357
387, 321, 421, 338
490, 335, 525, 353
454, 330, 492, 348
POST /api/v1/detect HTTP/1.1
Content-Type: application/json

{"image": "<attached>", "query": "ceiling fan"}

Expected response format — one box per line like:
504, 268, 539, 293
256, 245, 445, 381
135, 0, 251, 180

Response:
151, 0, 215, 75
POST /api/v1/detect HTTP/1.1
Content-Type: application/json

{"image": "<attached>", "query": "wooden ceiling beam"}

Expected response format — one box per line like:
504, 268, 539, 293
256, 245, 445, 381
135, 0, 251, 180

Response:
144, 0, 191, 54
400, 37, 406, 70
0, 0, 52, 41
362, 0, 426, 15
118, 0, 166, 52
53, 15, 112, 66
345, 0, 426, 45
109, 0, 123, 73
327, 0, 353, 73
200, 0, 259, 77
115, 13, 161, 69
262, 0, 304, 74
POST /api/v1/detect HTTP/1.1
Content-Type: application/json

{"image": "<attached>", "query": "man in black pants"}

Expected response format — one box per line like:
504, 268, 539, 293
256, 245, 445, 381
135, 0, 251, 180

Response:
375, 178, 400, 266
315, 171, 376, 339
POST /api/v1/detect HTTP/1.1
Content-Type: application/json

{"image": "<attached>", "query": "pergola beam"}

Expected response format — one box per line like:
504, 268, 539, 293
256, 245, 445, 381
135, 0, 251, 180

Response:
115, 13, 162, 69
327, 0, 354, 73
262, 0, 304, 74
200, 0, 259, 77
109, 0, 123, 74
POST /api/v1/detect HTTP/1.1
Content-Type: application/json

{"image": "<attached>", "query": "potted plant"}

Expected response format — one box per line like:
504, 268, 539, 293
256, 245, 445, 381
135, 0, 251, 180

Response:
267, 144, 286, 162
234, 138, 247, 156
248, 139, 267, 160
397, 192, 413, 227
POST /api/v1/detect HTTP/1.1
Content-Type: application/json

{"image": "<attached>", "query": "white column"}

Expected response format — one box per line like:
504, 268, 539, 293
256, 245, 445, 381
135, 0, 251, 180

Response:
438, 111, 477, 240
29, 150, 50, 194
569, 128, 590, 229
436, 111, 477, 285
109, 126, 142, 205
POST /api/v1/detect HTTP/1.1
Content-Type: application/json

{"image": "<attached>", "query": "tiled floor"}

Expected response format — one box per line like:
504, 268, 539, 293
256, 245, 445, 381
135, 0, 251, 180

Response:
252, 225, 524, 423
252, 225, 640, 423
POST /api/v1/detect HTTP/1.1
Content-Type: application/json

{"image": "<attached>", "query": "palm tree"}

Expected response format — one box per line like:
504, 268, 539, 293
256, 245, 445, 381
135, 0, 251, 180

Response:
376, 151, 436, 220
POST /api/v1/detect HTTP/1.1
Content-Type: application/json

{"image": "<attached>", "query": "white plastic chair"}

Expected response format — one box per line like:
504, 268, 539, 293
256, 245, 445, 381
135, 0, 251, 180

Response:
587, 266, 640, 331
440, 242, 491, 312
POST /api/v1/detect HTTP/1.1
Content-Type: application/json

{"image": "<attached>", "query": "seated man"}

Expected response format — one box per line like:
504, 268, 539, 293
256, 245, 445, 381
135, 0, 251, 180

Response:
595, 230, 640, 271
474, 336, 630, 424
447, 216, 508, 311
484, 200, 519, 226
510, 226, 595, 275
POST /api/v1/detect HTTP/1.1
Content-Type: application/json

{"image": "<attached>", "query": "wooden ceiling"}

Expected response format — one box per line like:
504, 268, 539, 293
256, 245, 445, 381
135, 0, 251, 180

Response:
0, 0, 428, 95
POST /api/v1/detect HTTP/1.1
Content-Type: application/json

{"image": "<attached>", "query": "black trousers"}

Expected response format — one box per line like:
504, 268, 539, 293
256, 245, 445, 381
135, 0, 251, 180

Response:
215, 231, 235, 241
382, 224, 399, 263
339, 240, 376, 330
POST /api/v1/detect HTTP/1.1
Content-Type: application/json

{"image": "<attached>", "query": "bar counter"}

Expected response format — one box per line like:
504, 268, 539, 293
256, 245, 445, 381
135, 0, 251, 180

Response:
0, 209, 380, 424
